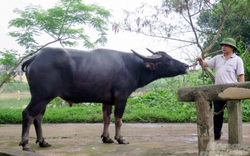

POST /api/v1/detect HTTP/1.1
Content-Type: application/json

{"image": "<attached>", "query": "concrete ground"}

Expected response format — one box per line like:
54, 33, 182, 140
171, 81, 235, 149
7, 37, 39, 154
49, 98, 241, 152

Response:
0, 123, 250, 156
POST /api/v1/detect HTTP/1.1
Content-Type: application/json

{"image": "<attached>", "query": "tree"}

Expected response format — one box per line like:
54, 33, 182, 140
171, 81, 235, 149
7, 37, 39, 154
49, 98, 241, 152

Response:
197, 0, 250, 54
0, 0, 111, 88
197, 0, 250, 80
113, 0, 250, 83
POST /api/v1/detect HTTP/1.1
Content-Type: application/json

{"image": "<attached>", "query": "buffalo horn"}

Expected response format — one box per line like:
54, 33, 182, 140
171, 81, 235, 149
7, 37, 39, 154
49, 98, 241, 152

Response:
146, 48, 155, 54
131, 49, 162, 62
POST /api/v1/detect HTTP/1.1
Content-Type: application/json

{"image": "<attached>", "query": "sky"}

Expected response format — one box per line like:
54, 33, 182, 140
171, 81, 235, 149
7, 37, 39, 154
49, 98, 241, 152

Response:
0, 0, 197, 61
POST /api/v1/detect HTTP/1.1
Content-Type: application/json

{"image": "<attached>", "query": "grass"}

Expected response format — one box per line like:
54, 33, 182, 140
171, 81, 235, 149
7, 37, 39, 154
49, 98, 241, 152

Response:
0, 103, 197, 124
1, 97, 250, 124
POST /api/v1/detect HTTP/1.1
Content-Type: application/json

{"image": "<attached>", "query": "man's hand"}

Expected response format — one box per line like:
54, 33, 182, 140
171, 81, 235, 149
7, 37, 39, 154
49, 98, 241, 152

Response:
196, 57, 207, 67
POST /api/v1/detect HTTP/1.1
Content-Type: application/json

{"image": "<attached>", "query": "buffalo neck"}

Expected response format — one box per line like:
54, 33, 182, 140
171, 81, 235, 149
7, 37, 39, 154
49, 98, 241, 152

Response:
139, 69, 159, 87
129, 55, 161, 88
136, 64, 159, 88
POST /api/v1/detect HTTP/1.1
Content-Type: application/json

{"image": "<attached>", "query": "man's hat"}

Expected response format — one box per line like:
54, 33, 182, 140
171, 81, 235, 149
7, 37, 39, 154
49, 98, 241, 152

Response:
220, 38, 237, 50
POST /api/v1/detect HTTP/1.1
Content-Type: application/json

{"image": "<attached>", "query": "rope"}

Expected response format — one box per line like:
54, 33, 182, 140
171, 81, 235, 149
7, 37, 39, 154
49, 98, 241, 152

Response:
213, 102, 228, 116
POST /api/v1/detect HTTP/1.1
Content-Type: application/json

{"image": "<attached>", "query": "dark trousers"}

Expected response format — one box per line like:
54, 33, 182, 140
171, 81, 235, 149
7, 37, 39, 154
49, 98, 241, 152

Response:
213, 101, 227, 139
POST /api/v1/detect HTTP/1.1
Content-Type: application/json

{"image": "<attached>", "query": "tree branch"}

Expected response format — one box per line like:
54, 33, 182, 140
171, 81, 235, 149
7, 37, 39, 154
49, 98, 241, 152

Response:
202, 14, 227, 55
58, 0, 73, 38
0, 39, 61, 89
185, 0, 203, 52
205, 49, 221, 58
127, 29, 196, 44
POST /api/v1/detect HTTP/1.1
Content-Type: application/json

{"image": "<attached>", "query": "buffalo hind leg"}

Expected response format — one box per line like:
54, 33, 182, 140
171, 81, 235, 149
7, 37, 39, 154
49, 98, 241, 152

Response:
19, 108, 34, 152
101, 104, 114, 143
114, 102, 129, 144
34, 107, 51, 148
19, 98, 51, 152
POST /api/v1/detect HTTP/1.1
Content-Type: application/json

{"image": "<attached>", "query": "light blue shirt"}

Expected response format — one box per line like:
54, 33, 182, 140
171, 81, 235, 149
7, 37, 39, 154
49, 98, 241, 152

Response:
206, 53, 244, 84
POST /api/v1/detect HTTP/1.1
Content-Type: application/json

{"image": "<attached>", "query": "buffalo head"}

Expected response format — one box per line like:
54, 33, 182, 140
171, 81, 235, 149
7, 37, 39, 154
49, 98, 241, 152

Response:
131, 48, 189, 77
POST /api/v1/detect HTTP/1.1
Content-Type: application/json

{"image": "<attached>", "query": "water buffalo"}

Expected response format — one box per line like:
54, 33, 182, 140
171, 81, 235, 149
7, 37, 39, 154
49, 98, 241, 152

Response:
20, 47, 189, 152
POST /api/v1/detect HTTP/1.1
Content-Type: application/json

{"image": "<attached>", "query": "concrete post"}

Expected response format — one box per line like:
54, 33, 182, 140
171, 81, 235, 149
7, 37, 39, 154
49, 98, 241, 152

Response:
228, 101, 243, 145
195, 92, 214, 155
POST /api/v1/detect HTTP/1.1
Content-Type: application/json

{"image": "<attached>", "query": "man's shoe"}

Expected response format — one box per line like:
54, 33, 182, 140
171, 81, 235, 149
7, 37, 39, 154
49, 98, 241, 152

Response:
214, 132, 222, 140
215, 136, 221, 140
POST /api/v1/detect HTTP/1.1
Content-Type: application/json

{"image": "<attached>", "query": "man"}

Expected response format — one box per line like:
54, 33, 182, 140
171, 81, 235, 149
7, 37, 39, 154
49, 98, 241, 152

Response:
196, 38, 245, 140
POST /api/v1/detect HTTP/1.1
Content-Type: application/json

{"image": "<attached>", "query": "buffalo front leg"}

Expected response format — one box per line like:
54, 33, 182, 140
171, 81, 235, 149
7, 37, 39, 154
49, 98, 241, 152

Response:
34, 107, 51, 148
101, 104, 114, 143
114, 103, 129, 144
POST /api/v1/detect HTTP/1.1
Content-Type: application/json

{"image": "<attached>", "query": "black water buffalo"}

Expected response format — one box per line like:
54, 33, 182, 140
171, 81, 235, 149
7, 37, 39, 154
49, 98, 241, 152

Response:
20, 47, 189, 152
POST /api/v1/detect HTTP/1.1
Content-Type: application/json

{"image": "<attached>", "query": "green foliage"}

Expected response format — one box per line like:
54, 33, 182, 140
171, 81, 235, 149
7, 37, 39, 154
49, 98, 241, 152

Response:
0, 49, 20, 83
8, 0, 111, 51
197, 0, 250, 53
242, 100, 250, 122
0, 50, 18, 69
0, 108, 21, 124
43, 104, 103, 123
126, 89, 197, 123
0, 49, 18, 76
48, 97, 68, 107
237, 40, 250, 81
164, 0, 210, 14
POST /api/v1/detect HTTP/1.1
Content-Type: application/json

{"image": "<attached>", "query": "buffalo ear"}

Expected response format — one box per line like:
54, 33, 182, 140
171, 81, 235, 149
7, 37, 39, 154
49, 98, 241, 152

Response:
145, 62, 157, 70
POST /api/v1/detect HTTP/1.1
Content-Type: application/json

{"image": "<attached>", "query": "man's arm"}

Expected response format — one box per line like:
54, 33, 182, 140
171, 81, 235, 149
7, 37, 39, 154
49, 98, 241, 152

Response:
238, 74, 245, 82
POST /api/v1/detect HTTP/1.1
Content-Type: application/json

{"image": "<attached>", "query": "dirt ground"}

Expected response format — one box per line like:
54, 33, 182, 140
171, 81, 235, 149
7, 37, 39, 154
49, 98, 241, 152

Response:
0, 123, 250, 156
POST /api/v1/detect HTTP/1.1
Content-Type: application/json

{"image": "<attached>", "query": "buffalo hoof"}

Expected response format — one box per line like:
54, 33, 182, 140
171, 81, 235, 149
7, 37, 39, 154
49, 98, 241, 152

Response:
101, 135, 114, 143
22, 146, 36, 153
20, 140, 35, 153
36, 139, 52, 148
115, 137, 129, 144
